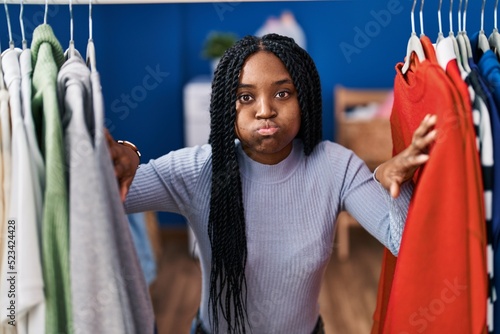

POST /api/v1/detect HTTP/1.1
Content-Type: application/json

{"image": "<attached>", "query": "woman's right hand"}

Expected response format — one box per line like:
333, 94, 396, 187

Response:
105, 129, 140, 202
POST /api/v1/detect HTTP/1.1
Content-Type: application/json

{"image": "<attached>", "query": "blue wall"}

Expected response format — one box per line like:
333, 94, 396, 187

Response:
0, 0, 486, 225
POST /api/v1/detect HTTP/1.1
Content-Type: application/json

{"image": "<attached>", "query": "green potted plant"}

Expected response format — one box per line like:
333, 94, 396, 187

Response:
202, 31, 238, 74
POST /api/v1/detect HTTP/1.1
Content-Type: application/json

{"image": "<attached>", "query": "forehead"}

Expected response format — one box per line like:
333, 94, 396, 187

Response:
239, 51, 291, 83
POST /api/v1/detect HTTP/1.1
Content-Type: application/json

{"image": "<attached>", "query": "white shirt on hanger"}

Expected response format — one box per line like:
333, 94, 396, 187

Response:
0, 47, 45, 334
0, 50, 13, 334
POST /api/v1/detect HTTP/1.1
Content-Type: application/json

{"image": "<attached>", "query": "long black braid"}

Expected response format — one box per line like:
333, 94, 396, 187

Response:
207, 33, 323, 333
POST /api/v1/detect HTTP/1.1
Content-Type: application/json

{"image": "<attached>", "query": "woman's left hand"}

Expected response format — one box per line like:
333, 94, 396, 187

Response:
375, 114, 438, 198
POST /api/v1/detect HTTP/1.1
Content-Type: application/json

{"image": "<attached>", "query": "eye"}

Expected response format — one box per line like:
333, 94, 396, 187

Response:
276, 91, 290, 99
238, 94, 253, 103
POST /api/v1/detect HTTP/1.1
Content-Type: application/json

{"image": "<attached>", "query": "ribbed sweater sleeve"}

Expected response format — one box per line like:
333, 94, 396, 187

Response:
125, 144, 211, 216
328, 143, 412, 255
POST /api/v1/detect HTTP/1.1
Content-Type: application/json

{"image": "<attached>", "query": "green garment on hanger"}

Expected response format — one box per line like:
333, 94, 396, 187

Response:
31, 24, 72, 334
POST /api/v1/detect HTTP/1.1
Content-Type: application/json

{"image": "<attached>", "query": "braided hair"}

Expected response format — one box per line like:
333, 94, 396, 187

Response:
207, 33, 323, 333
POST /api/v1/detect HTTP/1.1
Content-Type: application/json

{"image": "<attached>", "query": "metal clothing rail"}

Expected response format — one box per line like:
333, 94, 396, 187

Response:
2, 0, 283, 4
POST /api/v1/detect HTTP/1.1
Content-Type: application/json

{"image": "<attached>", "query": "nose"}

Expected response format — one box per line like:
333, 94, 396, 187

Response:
255, 98, 276, 119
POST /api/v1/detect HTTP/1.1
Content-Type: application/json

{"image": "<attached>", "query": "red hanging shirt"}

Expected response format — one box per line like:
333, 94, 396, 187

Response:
372, 37, 487, 334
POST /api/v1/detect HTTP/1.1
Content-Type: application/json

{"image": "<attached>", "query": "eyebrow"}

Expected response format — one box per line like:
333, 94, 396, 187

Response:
274, 79, 293, 86
237, 78, 293, 89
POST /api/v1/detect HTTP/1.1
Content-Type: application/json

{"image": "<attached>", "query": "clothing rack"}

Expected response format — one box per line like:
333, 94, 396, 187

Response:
2, 0, 273, 3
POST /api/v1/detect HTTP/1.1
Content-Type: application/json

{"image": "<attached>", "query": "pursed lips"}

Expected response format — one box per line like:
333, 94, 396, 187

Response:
257, 121, 279, 136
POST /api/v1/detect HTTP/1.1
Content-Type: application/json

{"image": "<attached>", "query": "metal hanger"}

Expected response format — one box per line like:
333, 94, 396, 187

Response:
87, 0, 97, 72
0, 0, 6, 91
89, 0, 93, 43
3, 0, 13, 50
437, 0, 445, 44
481, 0, 487, 33
401, 0, 426, 74
489, 0, 500, 57
419, 0, 425, 37
68, 0, 75, 57
462, 0, 473, 59
20, 0, 26, 49
44, 0, 48, 24
494, 0, 499, 33
448, 0, 466, 73
457, 0, 472, 71
478, 0, 491, 53
449, 0, 454, 35
458, 0, 462, 33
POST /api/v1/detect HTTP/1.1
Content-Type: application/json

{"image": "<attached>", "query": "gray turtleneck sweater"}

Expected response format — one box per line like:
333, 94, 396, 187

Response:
125, 139, 412, 333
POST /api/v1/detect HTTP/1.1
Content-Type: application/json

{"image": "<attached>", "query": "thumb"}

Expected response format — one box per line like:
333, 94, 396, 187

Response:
120, 183, 129, 202
390, 181, 401, 199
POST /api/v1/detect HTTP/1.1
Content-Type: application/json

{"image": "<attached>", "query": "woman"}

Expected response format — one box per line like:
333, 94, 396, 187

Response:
107, 34, 436, 334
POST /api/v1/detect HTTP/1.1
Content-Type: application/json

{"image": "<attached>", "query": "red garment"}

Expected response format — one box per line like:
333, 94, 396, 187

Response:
372, 37, 487, 333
